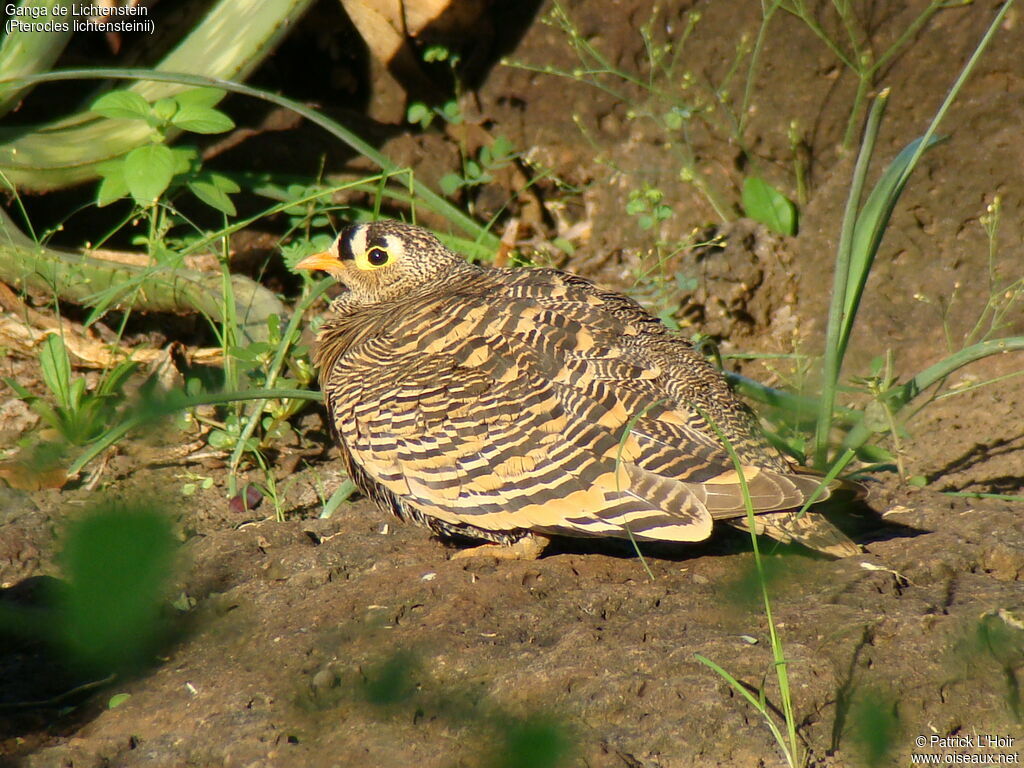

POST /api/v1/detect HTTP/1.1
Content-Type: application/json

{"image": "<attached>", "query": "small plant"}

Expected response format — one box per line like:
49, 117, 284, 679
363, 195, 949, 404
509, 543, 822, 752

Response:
406, 45, 463, 130
440, 135, 516, 198
406, 99, 462, 130
625, 185, 673, 231
4, 333, 137, 447
810, 0, 1023, 472
91, 87, 238, 217
178, 471, 215, 497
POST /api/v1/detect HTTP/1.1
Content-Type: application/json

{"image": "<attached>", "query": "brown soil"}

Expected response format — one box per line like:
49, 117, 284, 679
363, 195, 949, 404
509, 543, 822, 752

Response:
2, 1, 1023, 766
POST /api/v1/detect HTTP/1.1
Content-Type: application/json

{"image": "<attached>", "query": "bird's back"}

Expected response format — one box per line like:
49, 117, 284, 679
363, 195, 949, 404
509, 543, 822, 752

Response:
312, 262, 859, 553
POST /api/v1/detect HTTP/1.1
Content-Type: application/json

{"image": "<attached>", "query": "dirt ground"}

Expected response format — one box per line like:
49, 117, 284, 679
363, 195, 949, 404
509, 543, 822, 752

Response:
2, 1, 1024, 766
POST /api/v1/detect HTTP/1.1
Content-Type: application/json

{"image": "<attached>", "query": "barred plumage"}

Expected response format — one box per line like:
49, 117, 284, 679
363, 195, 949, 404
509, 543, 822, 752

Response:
296, 220, 860, 557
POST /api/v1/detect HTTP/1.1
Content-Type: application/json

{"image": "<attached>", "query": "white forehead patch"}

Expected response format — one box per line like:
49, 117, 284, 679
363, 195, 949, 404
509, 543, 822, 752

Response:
346, 224, 368, 258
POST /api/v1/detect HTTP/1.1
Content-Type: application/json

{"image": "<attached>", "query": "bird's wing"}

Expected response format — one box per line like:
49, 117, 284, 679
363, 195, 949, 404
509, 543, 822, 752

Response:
323, 293, 826, 542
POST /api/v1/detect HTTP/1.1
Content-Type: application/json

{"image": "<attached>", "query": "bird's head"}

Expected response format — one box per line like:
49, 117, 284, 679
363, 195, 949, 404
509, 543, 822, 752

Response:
295, 220, 469, 305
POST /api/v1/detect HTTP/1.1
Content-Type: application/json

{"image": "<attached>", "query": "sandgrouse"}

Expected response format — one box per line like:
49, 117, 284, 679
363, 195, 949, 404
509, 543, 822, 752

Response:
296, 220, 860, 558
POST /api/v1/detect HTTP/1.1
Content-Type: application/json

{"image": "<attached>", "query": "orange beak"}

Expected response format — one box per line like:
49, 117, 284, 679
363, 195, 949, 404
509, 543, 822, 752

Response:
294, 251, 340, 273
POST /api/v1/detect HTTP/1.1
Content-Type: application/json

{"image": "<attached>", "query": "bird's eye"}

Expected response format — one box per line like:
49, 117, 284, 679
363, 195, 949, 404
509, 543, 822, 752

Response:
366, 247, 390, 267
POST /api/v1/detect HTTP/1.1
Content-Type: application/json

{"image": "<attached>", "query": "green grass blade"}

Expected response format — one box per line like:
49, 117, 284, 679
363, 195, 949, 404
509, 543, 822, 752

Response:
695, 406, 801, 767
320, 479, 358, 519
814, 0, 1016, 467
840, 134, 944, 355
813, 90, 887, 468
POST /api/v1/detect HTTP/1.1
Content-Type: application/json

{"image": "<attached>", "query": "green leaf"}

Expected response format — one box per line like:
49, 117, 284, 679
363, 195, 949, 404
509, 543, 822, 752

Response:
91, 91, 151, 121
441, 100, 462, 123
188, 180, 236, 216
842, 135, 945, 349
439, 173, 463, 196
97, 360, 139, 398
68, 377, 87, 411
169, 146, 197, 175
174, 88, 226, 109
95, 162, 129, 207
742, 177, 797, 236
3, 376, 33, 401
151, 97, 177, 123
423, 44, 450, 62
491, 135, 514, 160
124, 144, 175, 204
406, 102, 431, 127
40, 334, 73, 411
59, 504, 176, 673
207, 430, 233, 450
108, 693, 131, 709
862, 401, 889, 433
663, 109, 684, 131
209, 173, 240, 193
552, 237, 574, 255
170, 104, 235, 134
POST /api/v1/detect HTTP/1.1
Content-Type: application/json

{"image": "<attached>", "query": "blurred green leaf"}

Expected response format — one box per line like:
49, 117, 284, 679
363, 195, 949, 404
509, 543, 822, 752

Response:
842, 135, 944, 352
96, 165, 129, 207
440, 173, 463, 196
151, 97, 177, 123
207, 430, 233, 450
847, 688, 900, 768
169, 146, 197, 175
58, 503, 177, 674
362, 652, 418, 706
494, 717, 572, 768
406, 102, 431, 127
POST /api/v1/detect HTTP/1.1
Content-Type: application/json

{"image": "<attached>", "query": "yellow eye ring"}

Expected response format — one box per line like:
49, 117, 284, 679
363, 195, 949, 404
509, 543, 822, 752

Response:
366, 247, 390, 266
